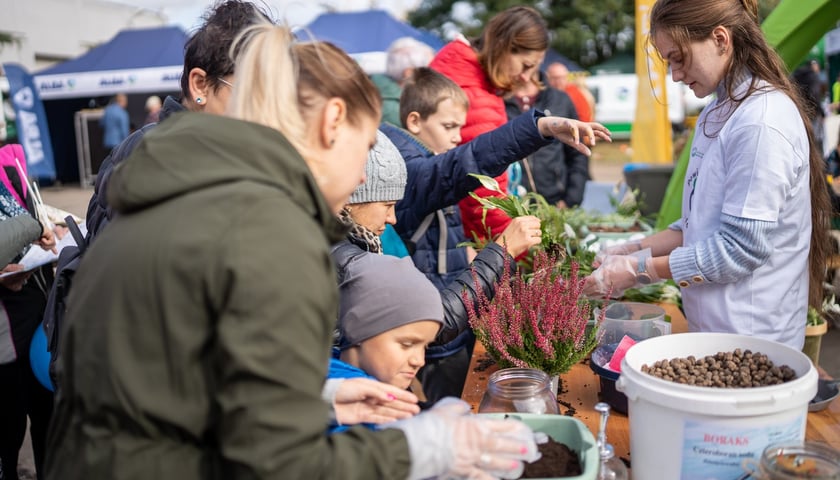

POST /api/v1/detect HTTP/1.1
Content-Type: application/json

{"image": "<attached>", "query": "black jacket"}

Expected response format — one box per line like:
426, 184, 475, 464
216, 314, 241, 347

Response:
504, 87, 590, 206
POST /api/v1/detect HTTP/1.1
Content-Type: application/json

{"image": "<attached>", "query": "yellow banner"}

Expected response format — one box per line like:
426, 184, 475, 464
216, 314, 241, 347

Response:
631, 0, 673, 164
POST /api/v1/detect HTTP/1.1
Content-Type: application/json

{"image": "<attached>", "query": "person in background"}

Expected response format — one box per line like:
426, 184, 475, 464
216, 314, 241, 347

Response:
546, 62, 593, 123
505, 72, 590, 208
585, 0, 830, 351
45, 19, 539, 480
143, 95, 162, 125
0, 147, 57, 480
99, 93, 129, 152
792, 63, 826, 153
327, 251, 443, 433
430, 5, 549, 242
370, 37, 435, 127
832, 72, 840, 112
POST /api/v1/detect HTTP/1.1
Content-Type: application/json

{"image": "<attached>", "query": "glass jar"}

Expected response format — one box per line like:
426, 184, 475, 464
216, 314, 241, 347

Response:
743, 442, 840, 479
478, 368, 559, 414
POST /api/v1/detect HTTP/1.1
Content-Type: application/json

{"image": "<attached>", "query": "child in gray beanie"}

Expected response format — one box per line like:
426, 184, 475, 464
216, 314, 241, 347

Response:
331, 252, 443, 389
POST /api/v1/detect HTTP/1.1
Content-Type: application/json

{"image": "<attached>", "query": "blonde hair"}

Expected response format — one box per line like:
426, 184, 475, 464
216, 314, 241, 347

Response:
227, 20, 382, 156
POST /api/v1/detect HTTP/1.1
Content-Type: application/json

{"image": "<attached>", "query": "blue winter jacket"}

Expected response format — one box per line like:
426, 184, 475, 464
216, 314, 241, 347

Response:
326, 356, 377, 434
380, 109, 552, 290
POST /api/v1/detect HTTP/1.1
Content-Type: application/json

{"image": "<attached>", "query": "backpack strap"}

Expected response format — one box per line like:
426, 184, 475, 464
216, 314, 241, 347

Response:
65, 215, 87, 254
410, 210, 449, 275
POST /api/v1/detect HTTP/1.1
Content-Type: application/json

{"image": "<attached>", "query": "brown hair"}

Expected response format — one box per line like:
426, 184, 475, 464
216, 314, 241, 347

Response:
650, 0, 830, 309
399, 67, 469, 127
473, 6, 549, 92
227, 21, 381, 157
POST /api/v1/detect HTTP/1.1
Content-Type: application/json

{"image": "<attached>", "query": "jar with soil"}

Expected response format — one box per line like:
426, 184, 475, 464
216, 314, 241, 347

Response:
478, 368, 559, 415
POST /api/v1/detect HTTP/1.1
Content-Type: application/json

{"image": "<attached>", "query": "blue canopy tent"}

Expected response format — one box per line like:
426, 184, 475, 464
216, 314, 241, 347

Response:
300, 10, 444, 74
35, 26, 187, 100
33, 26, 187, 183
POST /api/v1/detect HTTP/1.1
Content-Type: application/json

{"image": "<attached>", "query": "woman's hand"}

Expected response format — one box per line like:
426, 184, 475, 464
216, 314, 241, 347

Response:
0, 264, 33, 292
537, 116, 612, 156
494, 215, 542, 258
330, 377, 420, 426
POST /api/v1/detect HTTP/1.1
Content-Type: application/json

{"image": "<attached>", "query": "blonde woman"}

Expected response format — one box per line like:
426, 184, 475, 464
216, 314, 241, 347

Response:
46, 20, 538, 480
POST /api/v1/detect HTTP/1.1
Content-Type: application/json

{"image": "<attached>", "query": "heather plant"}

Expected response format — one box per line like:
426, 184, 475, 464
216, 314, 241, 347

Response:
463, 249, 604, 377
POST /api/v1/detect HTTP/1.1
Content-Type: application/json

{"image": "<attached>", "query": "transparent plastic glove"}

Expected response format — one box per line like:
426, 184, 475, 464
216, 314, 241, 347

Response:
584, 249, 660, 298
382, 397, 541, 480
593, 240, 641, 268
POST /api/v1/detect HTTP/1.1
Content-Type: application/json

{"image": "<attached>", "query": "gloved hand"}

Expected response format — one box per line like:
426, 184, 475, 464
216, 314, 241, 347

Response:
382, 397, 541, 480
593, 240, 641, 268
584, 248, 661, 298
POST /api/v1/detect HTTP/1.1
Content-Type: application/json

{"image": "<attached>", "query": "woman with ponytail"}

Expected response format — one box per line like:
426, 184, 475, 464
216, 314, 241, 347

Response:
586, 0, 830, 349
45, 17, 539, 480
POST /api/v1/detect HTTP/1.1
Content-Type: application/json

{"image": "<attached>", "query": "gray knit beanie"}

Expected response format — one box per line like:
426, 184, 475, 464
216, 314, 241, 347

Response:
348, 130, 407, 204
338, 253, 443, 349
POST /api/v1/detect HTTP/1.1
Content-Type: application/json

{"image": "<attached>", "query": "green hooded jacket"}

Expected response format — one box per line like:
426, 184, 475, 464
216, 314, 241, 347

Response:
45, 112, 411, 479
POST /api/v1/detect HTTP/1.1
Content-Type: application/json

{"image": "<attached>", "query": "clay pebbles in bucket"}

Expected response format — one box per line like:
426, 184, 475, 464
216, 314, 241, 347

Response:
616, 332, 817, 480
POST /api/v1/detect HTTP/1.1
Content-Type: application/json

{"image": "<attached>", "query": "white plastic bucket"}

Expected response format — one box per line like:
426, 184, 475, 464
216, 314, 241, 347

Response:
616, 333, 817, 480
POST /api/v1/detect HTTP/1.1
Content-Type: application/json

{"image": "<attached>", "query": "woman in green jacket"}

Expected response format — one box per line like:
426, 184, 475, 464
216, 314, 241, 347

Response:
45, 21, 538, 480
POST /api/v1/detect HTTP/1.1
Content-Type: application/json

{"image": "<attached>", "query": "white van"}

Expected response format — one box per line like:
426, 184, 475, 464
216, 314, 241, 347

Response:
586, 73, 710, 139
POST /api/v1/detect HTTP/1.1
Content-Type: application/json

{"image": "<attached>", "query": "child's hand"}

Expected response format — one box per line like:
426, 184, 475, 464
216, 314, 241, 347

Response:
0, 264, 32, 292
494, 215, 542, 258
538, 117, 612, 156
330, 377, 420, 426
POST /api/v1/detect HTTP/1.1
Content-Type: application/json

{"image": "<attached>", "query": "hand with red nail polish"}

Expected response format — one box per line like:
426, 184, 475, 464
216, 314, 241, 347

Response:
325, 377, 420, 426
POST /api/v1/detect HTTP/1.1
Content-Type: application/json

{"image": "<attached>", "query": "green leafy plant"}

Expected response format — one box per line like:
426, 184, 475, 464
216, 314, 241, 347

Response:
464, 174, 598, 275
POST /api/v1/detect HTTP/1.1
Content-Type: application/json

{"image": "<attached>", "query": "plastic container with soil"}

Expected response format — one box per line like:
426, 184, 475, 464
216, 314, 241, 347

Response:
478, 413, 599, 480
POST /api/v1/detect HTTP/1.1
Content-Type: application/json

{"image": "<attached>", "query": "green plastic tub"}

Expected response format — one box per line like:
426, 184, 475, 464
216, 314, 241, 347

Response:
478, 413, 598, 479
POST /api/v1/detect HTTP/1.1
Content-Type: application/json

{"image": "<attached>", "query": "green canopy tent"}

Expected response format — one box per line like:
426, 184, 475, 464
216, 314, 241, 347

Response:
656, 0, 840, 230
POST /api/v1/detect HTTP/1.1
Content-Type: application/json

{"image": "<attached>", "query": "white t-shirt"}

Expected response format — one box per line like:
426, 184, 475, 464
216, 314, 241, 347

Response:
680, 77, 811, 348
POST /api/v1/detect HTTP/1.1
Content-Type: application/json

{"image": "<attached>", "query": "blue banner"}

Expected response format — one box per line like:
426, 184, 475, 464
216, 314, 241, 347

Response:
2, 63, 56, 181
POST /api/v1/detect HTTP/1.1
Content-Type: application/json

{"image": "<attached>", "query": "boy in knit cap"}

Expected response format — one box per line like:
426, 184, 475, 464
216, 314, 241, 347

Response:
327, 252, 444, 433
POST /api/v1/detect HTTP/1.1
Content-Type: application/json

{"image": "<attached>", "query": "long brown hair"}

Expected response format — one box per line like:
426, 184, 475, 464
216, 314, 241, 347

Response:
650, 0, 830, 309
473, 6, 549, 92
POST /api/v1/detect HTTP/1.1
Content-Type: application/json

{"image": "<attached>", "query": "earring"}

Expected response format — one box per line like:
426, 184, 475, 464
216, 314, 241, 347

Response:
330, 139, 336, 146
195, 97, 202, 104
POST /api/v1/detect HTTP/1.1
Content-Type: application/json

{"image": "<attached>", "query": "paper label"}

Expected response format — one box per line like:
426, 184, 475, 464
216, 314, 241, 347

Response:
679, 414, 805, 479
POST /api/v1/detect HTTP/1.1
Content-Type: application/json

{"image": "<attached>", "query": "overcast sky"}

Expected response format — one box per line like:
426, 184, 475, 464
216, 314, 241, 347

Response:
111, 0, 424, 31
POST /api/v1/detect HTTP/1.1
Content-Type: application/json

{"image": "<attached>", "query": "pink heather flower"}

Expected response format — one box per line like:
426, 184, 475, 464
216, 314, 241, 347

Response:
462, 250, 600, 376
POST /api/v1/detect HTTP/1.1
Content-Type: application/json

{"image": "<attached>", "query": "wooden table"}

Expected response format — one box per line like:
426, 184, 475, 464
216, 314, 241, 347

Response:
460, 303, 840, 466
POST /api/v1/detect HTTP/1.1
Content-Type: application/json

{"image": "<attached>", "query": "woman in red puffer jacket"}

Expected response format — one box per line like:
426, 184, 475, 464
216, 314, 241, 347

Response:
430, 5, 549, 241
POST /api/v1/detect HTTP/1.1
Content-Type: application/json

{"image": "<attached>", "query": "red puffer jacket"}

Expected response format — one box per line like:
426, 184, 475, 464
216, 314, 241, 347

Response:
430, 38, 512, 241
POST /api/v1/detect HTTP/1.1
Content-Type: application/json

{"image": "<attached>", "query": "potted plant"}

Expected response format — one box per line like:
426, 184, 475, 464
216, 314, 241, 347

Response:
804, 295, 838, 368
463, 249, 604, 394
